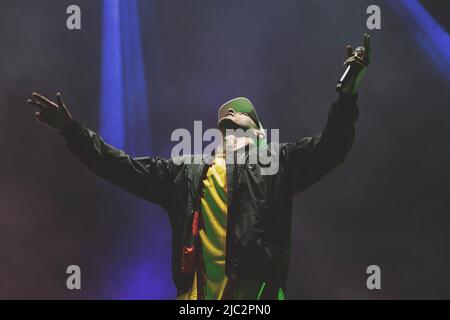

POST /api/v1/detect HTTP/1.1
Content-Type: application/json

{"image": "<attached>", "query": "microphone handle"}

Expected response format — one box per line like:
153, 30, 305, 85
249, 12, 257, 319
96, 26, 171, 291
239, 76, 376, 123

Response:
336, 63, 358, 92
336, 46, 365, 92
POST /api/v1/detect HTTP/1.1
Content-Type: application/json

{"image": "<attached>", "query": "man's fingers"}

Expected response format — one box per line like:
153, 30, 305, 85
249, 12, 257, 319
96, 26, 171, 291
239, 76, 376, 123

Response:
344, 57, 365, 67
56, 92, 64, 108
346, 45, 353, 58
56, 92, 71, 116
34, 111, 48, 124
35, 111, 42, 122
363, 34, 371, 65
27, 98, 50, 111
364, 34, 371, 52
34, 111, 58, 131
32, 92, 58, 108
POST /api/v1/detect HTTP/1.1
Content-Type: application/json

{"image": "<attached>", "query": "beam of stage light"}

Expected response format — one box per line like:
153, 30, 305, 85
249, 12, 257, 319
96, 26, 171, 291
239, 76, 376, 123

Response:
100, 0, 124, 148
119, 0, 151, 155
389, 0, 450, 83
99, 0, 173, 299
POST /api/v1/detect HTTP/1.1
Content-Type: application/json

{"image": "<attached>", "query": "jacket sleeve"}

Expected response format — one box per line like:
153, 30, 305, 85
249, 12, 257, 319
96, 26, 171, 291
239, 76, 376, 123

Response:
282, 92, 359, 194
61, 121, 175, 209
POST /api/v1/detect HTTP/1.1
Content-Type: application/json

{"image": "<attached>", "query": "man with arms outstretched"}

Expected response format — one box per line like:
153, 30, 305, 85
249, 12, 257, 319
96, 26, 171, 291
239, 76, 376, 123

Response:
27, 35, 371, 300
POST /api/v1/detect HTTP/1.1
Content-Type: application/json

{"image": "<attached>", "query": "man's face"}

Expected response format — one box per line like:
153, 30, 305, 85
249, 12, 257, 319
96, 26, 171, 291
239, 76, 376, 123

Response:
218, 108, 259, 131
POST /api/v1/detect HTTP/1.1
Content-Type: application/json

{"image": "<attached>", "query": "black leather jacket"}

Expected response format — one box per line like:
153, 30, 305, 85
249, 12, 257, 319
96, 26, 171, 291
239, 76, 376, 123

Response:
61, 93, 359, 295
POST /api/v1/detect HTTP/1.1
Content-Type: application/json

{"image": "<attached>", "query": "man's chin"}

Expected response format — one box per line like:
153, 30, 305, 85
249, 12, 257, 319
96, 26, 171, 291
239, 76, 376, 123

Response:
218, 118, 240, 130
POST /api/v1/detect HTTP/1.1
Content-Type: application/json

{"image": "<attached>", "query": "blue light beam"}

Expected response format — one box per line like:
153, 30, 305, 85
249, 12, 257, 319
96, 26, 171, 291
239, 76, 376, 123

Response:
100, 0, 125, 148
99, 0, 173, 299
389, 0, 450, 83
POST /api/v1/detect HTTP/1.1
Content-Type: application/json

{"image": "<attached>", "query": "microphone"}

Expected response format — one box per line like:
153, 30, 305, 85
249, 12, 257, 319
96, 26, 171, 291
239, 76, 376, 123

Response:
336, 46, 365, 92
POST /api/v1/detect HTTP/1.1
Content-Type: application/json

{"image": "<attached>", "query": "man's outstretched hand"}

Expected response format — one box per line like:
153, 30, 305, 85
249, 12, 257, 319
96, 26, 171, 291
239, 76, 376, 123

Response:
27, 92, 73, 132
342, 34, 371, 95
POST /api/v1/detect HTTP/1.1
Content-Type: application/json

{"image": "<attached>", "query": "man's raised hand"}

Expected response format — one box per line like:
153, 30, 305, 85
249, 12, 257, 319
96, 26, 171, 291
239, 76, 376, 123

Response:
27, 92, 73, 132
344, 33, 371, 68
342, 34, 372, 95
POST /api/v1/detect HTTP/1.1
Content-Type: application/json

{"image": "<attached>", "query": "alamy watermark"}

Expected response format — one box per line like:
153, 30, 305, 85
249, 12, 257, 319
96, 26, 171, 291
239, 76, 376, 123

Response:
65, 4, 380, 31
170, 121, 280, 176
366, 5, 381, 30
66, 5, 81, 30
66, 264, 81, 290
366, 265, 381, 290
